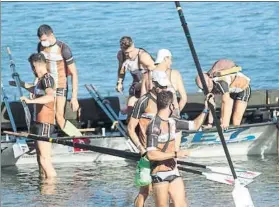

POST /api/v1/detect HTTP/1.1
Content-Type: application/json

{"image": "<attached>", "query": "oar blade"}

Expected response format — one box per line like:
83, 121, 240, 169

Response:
232, 179, 255, 207
13, 137, 29, 158
203, 172, 254, 186
208, 166, 261, 179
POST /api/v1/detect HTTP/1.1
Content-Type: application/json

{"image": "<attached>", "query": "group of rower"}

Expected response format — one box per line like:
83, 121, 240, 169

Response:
116, 37, 251, 206
8, 24, 252, 206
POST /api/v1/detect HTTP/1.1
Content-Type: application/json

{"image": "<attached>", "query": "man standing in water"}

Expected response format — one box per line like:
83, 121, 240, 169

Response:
37, 24, 81, 136
128, 72, 171, 207
20, 53, 57, 178
116, 36, 155, 115
146, 91, 214, 207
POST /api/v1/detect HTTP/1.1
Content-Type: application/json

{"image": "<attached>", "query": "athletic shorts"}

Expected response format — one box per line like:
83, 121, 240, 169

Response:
129, 82, 141, 98
56, 88, 67, 97
30, 122, 55, 137
230, 85, 251, 102
151, 169, 180, 184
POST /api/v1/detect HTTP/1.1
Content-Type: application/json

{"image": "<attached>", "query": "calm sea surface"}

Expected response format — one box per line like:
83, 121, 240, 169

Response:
1, 2, 279, 207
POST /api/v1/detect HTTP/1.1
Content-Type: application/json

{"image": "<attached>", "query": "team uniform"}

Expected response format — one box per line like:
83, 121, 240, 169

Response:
130, 90, 157, 147
212, 72, 251, 102
120, 49, 152, 98
146, 115, 195, 183
30, 73, 56, 137
38, 40, 74, 97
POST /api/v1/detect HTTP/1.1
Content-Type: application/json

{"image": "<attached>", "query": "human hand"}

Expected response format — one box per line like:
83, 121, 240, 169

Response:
204, 93, 215, 109
20, 96, 31, 104
115, 82, 123, 93
70, 97, 79, 112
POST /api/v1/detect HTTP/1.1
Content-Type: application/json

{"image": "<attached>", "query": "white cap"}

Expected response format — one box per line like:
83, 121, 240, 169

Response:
154, 49, 172, 64
152, 70, 171, 87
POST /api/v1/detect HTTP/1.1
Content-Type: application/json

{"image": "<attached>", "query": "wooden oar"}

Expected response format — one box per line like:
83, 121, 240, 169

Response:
7, 47, 31, 132
178, 166, 253, 186
174, 2, 255, 206
178, 160, 261, 179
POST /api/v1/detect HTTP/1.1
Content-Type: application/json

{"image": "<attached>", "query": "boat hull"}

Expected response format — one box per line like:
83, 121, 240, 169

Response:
1, 124, 277, 167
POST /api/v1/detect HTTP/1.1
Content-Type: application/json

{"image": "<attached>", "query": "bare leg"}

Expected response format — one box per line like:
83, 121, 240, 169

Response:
55, 96, 67, 129
232, 100, 248, 126
37, 140, 57, 178
169, 177, 188, 207
152, 182, 169, 207
134, 185, 151, 207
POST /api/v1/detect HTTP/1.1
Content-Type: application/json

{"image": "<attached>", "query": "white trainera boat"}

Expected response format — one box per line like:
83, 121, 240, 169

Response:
1, 122, 278, 167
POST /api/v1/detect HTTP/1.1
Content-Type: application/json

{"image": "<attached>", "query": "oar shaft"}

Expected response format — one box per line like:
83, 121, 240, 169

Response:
178, 166, 203, 175
90, 84, 128, 135
177, 160, 206, 169
175, 2, 237, 179
1, 84, 17, 132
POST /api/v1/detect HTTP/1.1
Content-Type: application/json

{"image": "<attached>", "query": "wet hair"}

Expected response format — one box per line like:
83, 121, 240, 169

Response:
120, 36, 133, 50
157, 91, 173, 110
28, 53, 46, 64
37, 24, 53, 38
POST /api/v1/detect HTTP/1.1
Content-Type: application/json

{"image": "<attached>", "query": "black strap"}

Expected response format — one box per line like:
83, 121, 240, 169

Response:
161, 121, 171, 152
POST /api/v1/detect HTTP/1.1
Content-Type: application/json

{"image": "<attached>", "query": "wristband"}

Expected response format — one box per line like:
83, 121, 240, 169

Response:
174, 151, 177, 158
202, 109, 209, 114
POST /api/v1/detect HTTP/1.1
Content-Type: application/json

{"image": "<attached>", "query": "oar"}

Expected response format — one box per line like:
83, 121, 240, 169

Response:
1, 81, 29, 158
90, 84, 130, 136
178, 160, 261, 179
4, 131, 140, 161
178, 166, 253, 186
85, 84, 138, 152
174, 2, 255, 206
6, 47, 31, 132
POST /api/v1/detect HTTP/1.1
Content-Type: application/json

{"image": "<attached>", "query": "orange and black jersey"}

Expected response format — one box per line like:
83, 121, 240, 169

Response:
34, 73, 56, 125
130, 90, 157, 148
131, 91, 157, 119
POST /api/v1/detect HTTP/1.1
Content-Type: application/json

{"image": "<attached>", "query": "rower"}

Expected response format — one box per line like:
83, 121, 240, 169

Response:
146, 91, 214, 207
37, 24, 81, 137
196, 59, 251, 129
127, 71, 171, 207
115, 36, 155, 116
19, 53, 57, 178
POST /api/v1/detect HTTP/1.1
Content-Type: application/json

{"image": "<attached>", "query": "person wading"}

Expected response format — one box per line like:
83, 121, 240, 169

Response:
146, 91, 214, 207
19, 53, 57, 178
128, 71, 171, 207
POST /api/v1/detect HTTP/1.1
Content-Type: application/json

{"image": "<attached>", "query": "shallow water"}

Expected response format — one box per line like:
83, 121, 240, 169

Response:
1, 156, 279, 207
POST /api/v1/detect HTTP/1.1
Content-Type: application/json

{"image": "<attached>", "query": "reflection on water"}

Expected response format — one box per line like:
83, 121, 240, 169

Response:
1, 156, 279, 207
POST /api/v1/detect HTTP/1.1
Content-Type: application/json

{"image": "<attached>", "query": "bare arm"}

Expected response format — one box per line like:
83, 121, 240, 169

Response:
176, 71, 187, 111
68, 63, 78, 99
117, 51, 126, 83
22, 88, 55, 104
127, 117, 145, 153
139, 52, 155, 96
221, 93, 234, 127
9, 80, 35, 93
